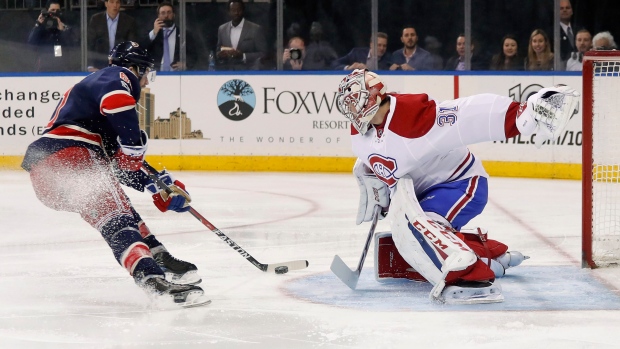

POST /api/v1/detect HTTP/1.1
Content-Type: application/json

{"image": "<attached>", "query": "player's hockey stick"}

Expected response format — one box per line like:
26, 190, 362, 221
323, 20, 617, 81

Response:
330, 205, 381, 290
142, 162, 309, 274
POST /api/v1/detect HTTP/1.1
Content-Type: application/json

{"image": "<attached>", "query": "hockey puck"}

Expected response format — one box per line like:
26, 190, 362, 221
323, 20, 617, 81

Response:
274, 266, 288, 274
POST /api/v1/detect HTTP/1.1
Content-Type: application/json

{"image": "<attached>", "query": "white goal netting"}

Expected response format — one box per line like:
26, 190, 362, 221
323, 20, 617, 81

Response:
590, 58, 620, 267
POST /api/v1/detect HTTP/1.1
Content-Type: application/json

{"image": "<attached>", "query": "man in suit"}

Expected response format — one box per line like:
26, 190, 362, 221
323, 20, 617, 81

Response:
444, 34, 486, 71
389, 26, 433, 71
559, 0, 577, 64
145, 1, 197, 71
216, 0, 267, 70
331, 32, 392, 71
87, 0, 137, 72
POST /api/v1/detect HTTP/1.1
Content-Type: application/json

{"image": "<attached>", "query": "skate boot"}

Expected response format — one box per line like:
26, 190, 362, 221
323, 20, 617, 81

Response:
140, 276, 210, 308
153, 251, 202, 285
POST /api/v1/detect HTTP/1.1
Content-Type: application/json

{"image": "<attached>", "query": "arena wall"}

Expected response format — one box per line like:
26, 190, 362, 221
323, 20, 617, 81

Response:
0, 72, 582, 179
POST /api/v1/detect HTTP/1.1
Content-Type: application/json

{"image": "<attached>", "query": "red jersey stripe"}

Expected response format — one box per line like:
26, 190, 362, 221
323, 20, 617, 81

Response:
100, 90, 136, 115
448, 151, 472, 180
45, 124, 104, 147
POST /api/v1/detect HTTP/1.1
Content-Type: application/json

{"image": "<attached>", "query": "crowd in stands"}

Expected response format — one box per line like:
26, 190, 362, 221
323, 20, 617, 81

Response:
11, 0, 620, 73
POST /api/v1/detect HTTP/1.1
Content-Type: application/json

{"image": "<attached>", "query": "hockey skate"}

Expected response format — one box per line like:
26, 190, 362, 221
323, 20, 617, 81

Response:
153, 251, 202, 285
140, 276, 211, 308
438, 281, 504, 305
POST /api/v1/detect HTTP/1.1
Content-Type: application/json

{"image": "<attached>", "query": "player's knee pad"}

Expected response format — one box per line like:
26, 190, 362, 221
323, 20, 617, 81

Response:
390, 176, 482, 286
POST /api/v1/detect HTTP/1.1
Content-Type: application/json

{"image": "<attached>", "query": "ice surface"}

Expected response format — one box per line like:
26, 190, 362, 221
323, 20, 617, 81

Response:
0, 170, 619, 349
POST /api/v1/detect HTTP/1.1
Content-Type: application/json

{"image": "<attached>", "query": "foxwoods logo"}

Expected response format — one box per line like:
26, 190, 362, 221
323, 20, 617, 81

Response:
217, 79, 256, 121
508, 83, 543, 102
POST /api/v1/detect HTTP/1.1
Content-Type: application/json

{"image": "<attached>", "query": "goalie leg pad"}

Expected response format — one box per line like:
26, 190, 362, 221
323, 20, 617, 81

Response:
391, 176, 483, 286
391, 176, 501, 304
374, 232, 427, 282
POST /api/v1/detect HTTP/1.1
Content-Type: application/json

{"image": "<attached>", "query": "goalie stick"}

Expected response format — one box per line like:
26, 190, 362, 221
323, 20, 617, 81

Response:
142, 162, 309, 274
330, 205, 381, 290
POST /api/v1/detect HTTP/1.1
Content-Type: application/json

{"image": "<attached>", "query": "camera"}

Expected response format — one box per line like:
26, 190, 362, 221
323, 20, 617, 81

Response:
289, 48, 302, 60
40, 10, 61, 30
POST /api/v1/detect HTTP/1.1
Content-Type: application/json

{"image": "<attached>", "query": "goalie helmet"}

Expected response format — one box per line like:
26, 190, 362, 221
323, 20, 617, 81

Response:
109, 41, 155, 78
336, 69, 387, 135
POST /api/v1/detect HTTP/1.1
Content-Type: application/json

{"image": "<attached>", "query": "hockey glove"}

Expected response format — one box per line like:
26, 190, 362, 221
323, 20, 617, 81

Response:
527, 85, 580, 148
145, 170, 191, 213
353, 159, 390, 225
114, 130, 148, 171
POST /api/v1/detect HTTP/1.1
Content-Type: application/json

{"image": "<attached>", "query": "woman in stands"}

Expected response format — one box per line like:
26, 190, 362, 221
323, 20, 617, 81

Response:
525, 29, 554, 71
490, 34, 523, 71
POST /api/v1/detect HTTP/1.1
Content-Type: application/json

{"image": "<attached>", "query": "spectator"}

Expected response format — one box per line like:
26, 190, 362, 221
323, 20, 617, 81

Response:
566, 29, 592, 71
559, 0, 577, 64
282, 36, 306, 70
331, 32, 391, 71
444, 34, 485, 71
144, 2, 197, 71
489, 34, 523, 71
87, 0, 137, 72
424, 36, 444, 70
27, 0, 75, 72
389, 25, 433, 71
592, 31, 618, 50
525, 29, 554, 71
216, 0, 267, 71
303, 21, 338, 70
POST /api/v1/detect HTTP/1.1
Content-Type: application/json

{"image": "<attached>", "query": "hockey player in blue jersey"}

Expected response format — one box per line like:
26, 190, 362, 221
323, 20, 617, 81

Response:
21, 41, 208, 307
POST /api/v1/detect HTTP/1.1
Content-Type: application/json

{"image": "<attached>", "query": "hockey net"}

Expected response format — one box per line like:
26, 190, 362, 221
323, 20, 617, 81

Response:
582, 51, 620, 268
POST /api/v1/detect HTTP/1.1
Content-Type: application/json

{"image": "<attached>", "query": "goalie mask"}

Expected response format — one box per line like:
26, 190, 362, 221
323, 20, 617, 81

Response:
337, 69, 387, 135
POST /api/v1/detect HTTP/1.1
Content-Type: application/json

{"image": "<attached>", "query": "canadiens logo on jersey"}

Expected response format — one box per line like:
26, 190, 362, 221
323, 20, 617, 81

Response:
368, 154, 398, 187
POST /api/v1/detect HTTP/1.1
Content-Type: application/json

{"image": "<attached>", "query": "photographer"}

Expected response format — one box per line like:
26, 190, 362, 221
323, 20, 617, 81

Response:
283, 37, 306, 71
145, 1, 197, 71
27, 0, 73, 72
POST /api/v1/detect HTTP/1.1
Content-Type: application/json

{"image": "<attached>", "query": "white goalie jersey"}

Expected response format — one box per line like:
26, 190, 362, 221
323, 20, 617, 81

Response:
350, 92, 524, 194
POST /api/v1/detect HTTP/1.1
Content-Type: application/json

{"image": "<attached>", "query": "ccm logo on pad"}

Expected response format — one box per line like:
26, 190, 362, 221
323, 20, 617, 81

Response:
368, 154, 398, 187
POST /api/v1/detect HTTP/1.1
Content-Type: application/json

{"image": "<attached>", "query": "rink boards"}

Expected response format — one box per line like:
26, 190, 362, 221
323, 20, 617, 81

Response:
0, 72, 582, 179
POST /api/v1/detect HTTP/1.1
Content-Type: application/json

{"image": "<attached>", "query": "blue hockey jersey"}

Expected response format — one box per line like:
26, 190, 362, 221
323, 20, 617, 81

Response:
22, 66, 149, 189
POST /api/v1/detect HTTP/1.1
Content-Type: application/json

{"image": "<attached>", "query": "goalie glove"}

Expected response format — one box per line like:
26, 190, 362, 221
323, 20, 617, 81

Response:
527, 85, 580, 148
353, 159, 390, 225
145, 170, 191, 213
114, 130, 148, 171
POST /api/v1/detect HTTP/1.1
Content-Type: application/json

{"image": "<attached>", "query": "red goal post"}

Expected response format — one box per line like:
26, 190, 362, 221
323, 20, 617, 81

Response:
582, 50, 620, 268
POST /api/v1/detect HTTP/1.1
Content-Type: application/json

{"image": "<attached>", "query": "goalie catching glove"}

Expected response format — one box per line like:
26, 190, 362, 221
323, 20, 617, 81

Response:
145, 170, 191, 213
354, 159, 390, 225
524, 85, 580, 148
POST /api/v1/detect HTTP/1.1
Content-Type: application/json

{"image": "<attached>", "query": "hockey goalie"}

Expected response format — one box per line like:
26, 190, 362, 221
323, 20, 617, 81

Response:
336, 69, 579, 304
